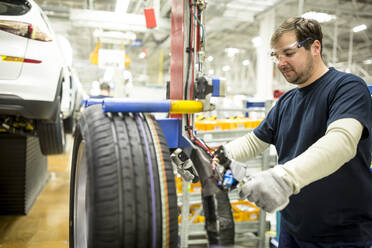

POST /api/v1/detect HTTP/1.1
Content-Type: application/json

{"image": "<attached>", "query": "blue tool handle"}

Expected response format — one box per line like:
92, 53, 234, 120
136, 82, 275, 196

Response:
83, 99, 104, 107
103, 99, 171, 113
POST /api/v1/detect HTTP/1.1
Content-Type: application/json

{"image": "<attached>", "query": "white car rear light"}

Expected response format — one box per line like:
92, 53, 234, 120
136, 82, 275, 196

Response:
0, 20, 52, 42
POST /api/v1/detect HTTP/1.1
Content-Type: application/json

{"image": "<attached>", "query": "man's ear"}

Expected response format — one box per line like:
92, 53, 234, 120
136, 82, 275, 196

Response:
312, 40, 322, 56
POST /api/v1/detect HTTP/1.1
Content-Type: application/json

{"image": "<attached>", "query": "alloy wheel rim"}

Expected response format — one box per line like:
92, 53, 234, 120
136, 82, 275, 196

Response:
74, 141, 88, 247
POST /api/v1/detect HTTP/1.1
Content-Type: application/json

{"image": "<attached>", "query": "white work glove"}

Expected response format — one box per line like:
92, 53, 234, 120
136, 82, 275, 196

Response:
239, 166, 293, 213
229, 160, 248, 182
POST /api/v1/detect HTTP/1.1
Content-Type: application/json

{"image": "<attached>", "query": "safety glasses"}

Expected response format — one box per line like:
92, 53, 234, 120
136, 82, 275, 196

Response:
269, 37, 313, 64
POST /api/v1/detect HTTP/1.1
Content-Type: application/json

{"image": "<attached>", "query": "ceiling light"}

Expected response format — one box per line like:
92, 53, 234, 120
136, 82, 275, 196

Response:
353, 24, 367, 33
225, 48, 239, 57
222, 65, 230, 72
242, 59, 250, 66
207, 56, 214, 62
139, 52, 146, 59
301, 11, 336, 23
252, 36, 262, 48
363, 59, 372, 65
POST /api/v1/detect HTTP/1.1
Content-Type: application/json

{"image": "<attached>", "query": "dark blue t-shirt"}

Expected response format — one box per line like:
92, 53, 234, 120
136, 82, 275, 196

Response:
254, 67, 372, 242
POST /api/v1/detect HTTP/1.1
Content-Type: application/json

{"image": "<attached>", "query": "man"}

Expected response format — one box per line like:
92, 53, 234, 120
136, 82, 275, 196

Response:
90, 82, 112, 98
99, 82, 111, 97
218, 17, 372, 246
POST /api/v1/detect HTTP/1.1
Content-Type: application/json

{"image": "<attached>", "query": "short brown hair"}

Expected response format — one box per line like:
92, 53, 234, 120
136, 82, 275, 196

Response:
100, 82, 110, 91
271, 17, 323, 56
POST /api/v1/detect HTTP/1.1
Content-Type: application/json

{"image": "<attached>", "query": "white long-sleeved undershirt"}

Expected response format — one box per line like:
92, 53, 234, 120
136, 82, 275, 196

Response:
224, 118, 363, 194
224, 131, 269, 162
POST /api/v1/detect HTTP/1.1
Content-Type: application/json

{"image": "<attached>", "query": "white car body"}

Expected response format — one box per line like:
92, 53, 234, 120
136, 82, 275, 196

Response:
0, 0, 72, 121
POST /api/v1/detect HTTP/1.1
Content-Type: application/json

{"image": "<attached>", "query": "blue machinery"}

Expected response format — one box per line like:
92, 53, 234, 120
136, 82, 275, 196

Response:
83, 98, 203, 149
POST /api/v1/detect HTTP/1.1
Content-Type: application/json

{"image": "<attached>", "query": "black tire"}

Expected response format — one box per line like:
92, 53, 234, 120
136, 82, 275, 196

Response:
69, 105, 178, 248
38, 107, 66, 155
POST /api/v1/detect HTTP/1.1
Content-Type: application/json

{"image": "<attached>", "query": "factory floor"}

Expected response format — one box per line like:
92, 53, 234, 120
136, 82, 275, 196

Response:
0, 136, 73, 248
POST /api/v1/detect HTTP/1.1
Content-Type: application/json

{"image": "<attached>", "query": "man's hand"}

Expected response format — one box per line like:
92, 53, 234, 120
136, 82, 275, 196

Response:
214, 146, 249, 183
239, 166, 293, 213
229, 160, 248, 182
213, 145, 232, 168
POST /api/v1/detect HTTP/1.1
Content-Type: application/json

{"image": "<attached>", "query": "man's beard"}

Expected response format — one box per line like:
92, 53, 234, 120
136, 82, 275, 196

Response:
281, 56, 314, 86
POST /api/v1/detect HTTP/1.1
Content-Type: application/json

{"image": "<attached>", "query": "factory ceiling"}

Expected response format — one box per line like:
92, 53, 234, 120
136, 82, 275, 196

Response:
34, 0, 372, 93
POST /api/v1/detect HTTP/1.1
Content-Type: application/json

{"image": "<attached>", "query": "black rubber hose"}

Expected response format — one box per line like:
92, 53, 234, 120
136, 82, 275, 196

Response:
189, 146, 235, 245
202, 191, 235, 246
189, 147, 220, 197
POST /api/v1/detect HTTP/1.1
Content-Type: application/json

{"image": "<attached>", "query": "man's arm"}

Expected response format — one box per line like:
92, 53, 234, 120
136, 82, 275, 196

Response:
240, 118, 363, 212
280, 117, 363, 194
214, 132, 269, 182
224, 131, 270, 162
